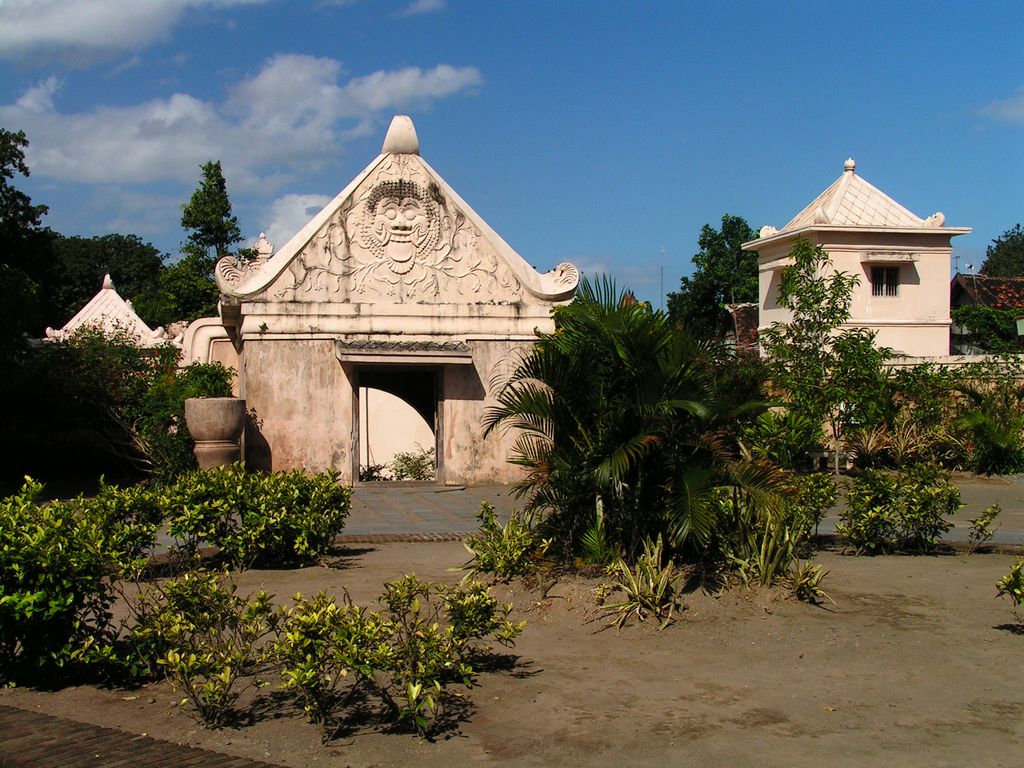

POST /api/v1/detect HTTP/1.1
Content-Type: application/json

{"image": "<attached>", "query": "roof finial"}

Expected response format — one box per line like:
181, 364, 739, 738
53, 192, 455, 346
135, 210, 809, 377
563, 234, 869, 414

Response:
382, 115, 419, 155
102, 274, 114, 290
844, 157, 856, 173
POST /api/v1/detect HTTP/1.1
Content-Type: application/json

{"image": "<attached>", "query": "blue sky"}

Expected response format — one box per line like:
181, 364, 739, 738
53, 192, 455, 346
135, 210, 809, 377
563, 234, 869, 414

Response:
1, 0, 1021, 305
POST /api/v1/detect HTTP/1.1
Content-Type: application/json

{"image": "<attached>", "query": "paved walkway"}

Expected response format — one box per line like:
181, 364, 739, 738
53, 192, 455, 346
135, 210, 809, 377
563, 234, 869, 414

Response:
0, 705, 285, 768
341, 482, 520, 539
340, 477, 1024, 546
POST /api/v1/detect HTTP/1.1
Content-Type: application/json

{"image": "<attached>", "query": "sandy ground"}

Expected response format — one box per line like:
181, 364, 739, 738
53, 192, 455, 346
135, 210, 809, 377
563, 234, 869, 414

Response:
2, 540, 1022, 768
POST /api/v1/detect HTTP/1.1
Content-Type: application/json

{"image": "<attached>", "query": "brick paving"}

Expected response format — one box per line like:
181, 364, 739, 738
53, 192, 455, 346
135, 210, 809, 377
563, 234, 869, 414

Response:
0, 705, 285, 768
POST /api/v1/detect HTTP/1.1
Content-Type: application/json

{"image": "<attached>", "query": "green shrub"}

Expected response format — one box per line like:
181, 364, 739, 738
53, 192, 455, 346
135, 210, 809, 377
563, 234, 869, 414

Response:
787, 472, 837, 536
275, 576, 523, 738
87, 480, 165, 575
165, 464, 351, 569
996, 559, 1024, 621
788, 560, 833, 605
839, 462, 959, 554
462, 503, 541, 579
968, 504, 1001, 553
274, 591, 389, 741
0, 480, 123, 681
133, 569, 276, 727
742, 410, 823, 470
375, 575, 522, 734
389, 445, 435, 481
954, 357, 1024, 475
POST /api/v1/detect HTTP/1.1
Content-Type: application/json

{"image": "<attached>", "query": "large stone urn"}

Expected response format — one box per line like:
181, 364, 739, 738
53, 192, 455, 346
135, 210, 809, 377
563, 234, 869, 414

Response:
184, 397, 246, 469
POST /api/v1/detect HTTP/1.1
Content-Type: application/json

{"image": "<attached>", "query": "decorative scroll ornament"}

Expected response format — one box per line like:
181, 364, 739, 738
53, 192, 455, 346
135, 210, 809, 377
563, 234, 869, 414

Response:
268, 155, 521, 303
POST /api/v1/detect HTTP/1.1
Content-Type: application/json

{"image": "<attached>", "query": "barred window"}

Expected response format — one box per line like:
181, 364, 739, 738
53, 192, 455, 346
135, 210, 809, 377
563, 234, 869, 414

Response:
871, 266, 899, 297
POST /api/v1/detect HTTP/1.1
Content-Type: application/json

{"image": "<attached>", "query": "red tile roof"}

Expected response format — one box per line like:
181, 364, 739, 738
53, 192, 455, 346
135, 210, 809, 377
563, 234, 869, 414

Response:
951, 273, 1024, 311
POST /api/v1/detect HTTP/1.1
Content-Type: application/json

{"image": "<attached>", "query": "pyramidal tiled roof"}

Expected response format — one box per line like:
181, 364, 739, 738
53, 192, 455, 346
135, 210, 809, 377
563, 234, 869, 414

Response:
45, 275, 166, 345
782, 159, 925, 232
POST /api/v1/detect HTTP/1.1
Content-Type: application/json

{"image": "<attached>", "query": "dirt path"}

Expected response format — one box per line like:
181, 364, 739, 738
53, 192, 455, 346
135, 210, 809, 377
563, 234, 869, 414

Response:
2, 541, 1021, 768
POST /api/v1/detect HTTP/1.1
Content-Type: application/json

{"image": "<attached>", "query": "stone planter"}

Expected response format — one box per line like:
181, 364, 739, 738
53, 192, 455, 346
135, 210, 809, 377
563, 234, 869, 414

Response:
184, 397, 246, 470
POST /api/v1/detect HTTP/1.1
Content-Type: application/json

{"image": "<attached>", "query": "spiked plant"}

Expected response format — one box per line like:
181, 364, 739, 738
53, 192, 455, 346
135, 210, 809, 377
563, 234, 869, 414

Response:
597, 536, 683, 630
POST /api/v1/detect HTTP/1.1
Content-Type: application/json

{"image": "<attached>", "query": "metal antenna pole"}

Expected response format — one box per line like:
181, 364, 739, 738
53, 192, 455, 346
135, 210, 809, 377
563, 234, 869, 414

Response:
660, 248, 665, 312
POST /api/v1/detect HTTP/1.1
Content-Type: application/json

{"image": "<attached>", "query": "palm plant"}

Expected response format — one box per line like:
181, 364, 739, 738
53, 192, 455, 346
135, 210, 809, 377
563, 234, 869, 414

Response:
483, 276, 770, 561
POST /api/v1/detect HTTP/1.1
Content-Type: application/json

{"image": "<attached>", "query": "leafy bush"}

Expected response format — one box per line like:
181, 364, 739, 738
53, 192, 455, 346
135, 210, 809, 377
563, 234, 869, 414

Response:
274, 591, 391, 741
951, 305, 1023, 353
954, 357, 1024, 475
839, 462, 959, 554
597, 536, 683, 631
742, 410, 823, 470
7, 327, 233, 482
786, 472, 837, 536
389, 445, 436, 481
788, 560, 833, 605
483, 276, 766, 563
165, 464, 351, 569
0, 478, 165, 682
358, 463, 388, 482
275, 576, 523, 738
462, 503, 541, 579
968, 504, 1001, 553
133, 570, 276, 726
996, 559, 1024, 621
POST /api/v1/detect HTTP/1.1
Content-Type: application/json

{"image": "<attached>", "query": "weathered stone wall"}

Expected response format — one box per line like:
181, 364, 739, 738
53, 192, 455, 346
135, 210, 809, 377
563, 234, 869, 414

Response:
441, 339, 531, 484
241, 339, 352, 476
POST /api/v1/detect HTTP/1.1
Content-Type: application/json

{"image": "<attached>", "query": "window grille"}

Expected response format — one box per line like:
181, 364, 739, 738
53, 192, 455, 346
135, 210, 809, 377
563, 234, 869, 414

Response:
871, 266, 899, 297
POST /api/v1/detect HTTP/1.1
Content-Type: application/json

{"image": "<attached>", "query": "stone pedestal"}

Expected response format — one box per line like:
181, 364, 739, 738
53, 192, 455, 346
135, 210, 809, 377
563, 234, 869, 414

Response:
184, 397, 246, 469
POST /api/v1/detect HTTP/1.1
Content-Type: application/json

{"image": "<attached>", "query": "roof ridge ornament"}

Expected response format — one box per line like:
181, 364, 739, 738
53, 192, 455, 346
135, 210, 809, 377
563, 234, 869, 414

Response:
102, 274, 114, 290
844, 157, 856, 173
381, 115, 419, 155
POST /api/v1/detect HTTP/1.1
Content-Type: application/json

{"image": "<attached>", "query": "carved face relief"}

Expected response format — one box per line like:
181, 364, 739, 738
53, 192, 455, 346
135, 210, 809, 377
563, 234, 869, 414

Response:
359, 180, 440, 275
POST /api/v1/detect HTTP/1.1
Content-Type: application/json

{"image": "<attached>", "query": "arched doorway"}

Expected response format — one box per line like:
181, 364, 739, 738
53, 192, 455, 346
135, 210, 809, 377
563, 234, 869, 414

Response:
354, 367, 439, 482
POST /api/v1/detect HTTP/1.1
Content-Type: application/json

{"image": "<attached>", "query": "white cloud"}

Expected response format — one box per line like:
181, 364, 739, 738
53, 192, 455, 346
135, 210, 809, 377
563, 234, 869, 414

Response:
261, 193, 333, 251
0, 0, 267, 61
0, 56, 483, 188
981, 86, 1024, 126
398, 0, 446, 17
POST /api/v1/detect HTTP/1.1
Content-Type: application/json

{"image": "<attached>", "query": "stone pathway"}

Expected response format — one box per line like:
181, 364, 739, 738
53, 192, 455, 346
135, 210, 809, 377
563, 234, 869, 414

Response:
0, 705, 285, 768
340, 482, 522, 539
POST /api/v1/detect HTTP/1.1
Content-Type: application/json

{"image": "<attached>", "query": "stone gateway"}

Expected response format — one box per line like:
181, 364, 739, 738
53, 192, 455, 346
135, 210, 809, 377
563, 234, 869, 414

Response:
208, 116, 579, 484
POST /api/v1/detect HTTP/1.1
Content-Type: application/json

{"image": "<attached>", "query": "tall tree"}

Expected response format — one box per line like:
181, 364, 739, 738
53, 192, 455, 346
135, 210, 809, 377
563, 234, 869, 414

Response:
0, 129, 55, 349
157, 161, 244, 323
180, 160, 242, 264
979, 224, 1024, 276
760, 239, 890, 474
666, 214, 758, 338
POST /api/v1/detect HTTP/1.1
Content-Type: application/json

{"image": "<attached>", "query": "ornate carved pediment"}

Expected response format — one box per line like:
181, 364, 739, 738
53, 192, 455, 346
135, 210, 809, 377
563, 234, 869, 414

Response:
264, 155, 521, 303
216, 116, 578, 306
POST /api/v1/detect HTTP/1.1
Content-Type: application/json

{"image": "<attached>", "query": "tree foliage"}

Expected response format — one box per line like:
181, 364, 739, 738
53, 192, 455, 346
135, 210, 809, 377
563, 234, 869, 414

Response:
951, 304, 1023, 353
760, 239, 890, 473
156, 161, 244, 324
0, 129, 53, 352
50, 234, 166, 326
666, 214, 758, 337
979, 224, 1024, 277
